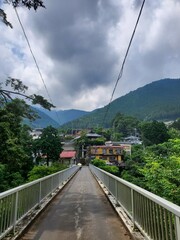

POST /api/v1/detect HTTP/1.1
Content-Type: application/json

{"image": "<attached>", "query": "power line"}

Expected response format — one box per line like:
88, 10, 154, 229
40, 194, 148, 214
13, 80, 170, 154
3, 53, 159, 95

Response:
103, 0, 146, 125
14, 7, 61, 126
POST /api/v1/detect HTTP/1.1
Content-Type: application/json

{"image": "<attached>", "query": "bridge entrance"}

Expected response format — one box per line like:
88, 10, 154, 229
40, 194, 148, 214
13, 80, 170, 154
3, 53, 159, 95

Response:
20, 166, 131, 240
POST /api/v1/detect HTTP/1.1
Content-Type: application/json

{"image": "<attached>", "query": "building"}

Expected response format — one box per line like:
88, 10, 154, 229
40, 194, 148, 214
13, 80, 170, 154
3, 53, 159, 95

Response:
60, 150, 76, 166
122, 136, 142, 145
73, 132, 103, 159
89, 145, 124, 165
60, 140, 77, 166
30, 128, 43, 140
105, 141, 131, 155
73, 132, 102, 141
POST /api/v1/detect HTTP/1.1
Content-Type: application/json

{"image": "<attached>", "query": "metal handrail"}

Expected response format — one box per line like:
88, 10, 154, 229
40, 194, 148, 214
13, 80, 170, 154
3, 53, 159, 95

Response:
90, 164, 180, 240
0, 166, 79, 239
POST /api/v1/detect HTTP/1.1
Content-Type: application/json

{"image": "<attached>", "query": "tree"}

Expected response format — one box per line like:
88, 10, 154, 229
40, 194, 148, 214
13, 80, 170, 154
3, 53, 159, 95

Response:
121, 139, 180, 205
168, 127, 180, 139
0, 78, 54, 191
0, 0, 45, 28
0, 100, 35, 191
0, 78, 54, 111
112, 113, 140, 137
33, 126, 63, 166
93, 127, 112, 141
28, 163, 67, 182
121, 145, 146, 188
170, 118, 180, 131
91, 158, 119, 176
139, 120, 170, 146
140, 140, 180, 205
74, 130, 88, 159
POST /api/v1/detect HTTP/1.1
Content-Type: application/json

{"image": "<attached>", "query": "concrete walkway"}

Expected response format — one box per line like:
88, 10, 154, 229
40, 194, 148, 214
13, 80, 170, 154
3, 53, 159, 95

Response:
20, 167, 131, 240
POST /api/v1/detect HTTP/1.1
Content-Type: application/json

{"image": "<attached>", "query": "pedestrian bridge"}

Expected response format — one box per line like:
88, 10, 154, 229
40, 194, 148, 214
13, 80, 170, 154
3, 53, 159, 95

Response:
0, 165, 180, 240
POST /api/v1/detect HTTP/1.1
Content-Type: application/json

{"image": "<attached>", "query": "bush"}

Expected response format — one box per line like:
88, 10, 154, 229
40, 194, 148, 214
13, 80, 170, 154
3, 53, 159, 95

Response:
28, 163, 67, 182
101, 165, 119, 176
91, 158, 119, 176
91, 158, 106, 167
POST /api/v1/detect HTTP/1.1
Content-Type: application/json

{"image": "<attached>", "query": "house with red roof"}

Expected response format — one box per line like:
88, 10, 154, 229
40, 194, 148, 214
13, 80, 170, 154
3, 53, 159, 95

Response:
60, 150, 76, 165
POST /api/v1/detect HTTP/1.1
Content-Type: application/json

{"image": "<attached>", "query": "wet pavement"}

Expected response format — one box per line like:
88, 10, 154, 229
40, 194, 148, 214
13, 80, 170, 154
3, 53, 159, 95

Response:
20, 166, 131, 240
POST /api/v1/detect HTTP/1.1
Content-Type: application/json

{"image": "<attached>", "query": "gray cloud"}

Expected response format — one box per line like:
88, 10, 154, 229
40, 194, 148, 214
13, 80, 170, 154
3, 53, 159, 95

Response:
27, 0, 122, 97
1, 0, 180, 110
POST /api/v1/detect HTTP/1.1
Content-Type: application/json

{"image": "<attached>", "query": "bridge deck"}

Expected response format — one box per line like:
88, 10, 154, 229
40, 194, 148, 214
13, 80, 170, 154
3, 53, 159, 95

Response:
20, 166, 131, 240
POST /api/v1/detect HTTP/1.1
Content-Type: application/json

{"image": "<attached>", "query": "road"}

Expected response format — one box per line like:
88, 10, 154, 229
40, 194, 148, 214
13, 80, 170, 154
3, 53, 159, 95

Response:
20, 166, 131, 240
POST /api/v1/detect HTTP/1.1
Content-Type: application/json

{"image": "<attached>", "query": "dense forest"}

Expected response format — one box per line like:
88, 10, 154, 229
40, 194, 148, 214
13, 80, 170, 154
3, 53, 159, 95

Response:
91, 137, 180, 206
0, 78, 180, 207
0, 78, 66, 192
22, 78, 180, 129
91, 115, 180, 206
62, 78, 180, 129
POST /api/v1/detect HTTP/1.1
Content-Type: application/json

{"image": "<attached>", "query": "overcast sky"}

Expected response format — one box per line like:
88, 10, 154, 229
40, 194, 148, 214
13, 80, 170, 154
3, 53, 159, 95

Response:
1, 0, 180, 111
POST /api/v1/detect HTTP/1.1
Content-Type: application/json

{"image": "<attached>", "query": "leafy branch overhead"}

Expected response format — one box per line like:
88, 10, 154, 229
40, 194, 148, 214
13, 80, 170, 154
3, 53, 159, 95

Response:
0, 0, 45, 28
11, 0, 45, 10
0, 78, 55, 110
0, 9, 13, 28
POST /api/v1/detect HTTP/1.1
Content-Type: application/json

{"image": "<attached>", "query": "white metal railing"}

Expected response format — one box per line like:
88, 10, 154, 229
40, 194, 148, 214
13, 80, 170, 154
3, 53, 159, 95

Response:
0, 166, 79, 239
90, 164, 180, 240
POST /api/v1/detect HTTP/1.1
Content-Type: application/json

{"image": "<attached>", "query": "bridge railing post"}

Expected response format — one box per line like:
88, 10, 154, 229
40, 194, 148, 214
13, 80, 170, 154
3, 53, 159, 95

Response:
39, 181, 42, 204
131, 188, 135, 229
90, 164, 180, 240
13, 191, 18, 236
115, 179, 118, 205
175, 216, 180, 240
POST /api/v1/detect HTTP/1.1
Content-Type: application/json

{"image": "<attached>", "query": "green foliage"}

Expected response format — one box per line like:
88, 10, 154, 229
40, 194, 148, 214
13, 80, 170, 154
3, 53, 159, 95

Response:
0, 164, 8, 192
121, 145, 146, 188
33, 126, 63, 166
91, 158, 119, 176
170, 118, 180, 130
0, 78, 54, 110
111, 132, 123, 141
0, 100, 35, 191
61, 79, 180, 128
0, 78, 56, 192
88, 137, 106, 146
93, 127, 112, 141
0, 0, 45, 28
28, 163, 67, 182
101, 165, 119, 176
122, 140, 180, 205
112, 113, 140, 137
0, 163, 25, 192
139, 120, 170, 146
140, 142, 180, 205
8, 172, 25, 188
11, 0, 45, 10
74, 131, 106, 159
168, 127, 180, 139
91, 158, 106, 167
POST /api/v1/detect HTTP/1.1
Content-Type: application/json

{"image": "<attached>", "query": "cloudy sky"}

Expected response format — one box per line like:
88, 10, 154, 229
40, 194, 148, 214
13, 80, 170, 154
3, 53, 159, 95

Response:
1, 0, 180, 111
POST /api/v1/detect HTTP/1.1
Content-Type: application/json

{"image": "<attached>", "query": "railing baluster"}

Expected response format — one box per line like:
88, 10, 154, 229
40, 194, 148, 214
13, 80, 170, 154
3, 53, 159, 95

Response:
156, 204, 161, 240
89, 164, 180, 240
0, 166, 79, 239
131, 189, 135, 229
175, 216, 180, 240
13, 191, 18, 235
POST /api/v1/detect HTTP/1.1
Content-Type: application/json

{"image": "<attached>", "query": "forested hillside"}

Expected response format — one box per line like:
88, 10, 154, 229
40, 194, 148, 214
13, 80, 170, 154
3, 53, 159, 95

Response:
24, 108, 60, 128
62, 78, 180, 129
41, 108, 89, 125
25, 108, 89, 128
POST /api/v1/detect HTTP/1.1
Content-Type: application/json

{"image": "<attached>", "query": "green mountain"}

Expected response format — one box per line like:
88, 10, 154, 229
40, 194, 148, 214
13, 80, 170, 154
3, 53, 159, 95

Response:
62, 78, 180, 129
25, 108, 89, 128
24, 108, 60, 128
39, 108, 89, 125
